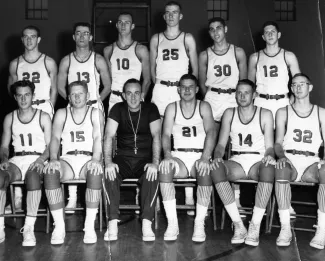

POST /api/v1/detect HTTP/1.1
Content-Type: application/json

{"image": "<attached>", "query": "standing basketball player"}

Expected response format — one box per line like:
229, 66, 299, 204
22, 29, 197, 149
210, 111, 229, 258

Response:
210, 79, 275, 246
104, 12, 150, 113
159, 74, 216, 242
0, 80, 51, 246
43, 81, 104, 245
274, 73, 325, 249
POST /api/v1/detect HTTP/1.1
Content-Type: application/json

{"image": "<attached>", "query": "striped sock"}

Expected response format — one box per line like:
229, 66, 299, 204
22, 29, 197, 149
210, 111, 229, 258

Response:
85, 188, 101, 209
160, 183, 175, 201
45, 188, 64, 211
215, 182, 235, 206
255, 182, 273, 209
0, 190, 6, 215
275, 181, 291, 210
197, 185, 212, 207
26, 190, 41, 216
318, 184, 325, 213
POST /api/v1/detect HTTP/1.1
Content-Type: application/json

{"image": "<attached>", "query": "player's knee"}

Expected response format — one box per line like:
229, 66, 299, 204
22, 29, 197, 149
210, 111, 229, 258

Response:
25, 170, 42, 191
259, 163, 275, 183
86, 170, 103, 190
197, 174, 213, 186
0, 171, 10, 190
44, 170, 61, 190
210, 163, 227, 184
158, 164, 174, 183
275, 162, 291, 181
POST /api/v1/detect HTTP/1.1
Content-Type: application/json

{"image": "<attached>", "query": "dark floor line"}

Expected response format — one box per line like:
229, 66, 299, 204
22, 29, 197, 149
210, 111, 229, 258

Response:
196, 244, 247, 261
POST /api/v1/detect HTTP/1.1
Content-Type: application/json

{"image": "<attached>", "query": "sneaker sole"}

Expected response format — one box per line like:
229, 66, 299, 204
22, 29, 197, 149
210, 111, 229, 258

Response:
245, 239, 259, 247
192, 236, 206, 242
22, 241, 36, 247
310, 242, 324, 250
51, 239, 64, 245
231, 237, 246, 244
104, 236, 117, 241
142, 236, 155, 242
65, 210, 75, 214
187, 211, 195, 216
83, 238, 97, 244
164, 234, 178, 241
276, 240, 292, 247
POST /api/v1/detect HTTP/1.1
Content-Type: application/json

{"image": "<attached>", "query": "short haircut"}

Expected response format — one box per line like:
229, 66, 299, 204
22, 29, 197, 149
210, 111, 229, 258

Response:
179, 74, 198, 87
67, 81, 88, 95
118, 12, 134, 23
73, 22, 92, 34
10, 80, 35, 96
165, 1, 182, 11
123, 78, 141, 93
22, 25, 41, 37
208, 17, 226, 27
292, 73, 311, 84
236, 79, 256, 92
262, 21, 280, 32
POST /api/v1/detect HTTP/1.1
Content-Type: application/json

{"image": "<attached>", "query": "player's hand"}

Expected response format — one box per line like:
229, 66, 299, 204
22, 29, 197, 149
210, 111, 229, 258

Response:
43, 159, 61, 174
159, 157, 176, 175
0, 160, 9, 171
196, 158, 210, 176
29, 158, 45, 173
87, 159, 103, 176
144, 163, 158, 181
276, 157, 289, 169
105, 163, 119, 181
210, 157, 224, 170
318, 160, 325, 170
262, 155, 276, 166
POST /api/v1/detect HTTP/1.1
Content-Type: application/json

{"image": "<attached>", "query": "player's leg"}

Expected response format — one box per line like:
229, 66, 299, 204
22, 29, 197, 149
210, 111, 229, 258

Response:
245, 162, 274, 246
211, 160, 247, 244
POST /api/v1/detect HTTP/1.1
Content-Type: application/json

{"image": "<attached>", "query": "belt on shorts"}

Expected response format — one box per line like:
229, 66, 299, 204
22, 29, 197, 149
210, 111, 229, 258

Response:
14, 151, 42, 156
32, 99, 46, 105
86, 100, 98, 105
173, 148, 203, 153
211, 87, 236, 94
285, 149, 316, 157
67, 150, 93, 156
112, 90, 123, 97
258, 93, 287, 100
231, 151, 260, 156
160, 80, 179, 87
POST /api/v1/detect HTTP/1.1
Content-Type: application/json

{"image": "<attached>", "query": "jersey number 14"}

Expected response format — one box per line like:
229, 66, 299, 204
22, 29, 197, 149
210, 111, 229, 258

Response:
238, 133, 253, 147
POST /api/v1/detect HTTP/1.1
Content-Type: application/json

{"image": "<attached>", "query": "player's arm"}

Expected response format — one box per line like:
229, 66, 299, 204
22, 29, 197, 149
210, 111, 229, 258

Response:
248, 52, 258, 83
261, 109, 275, 165
8, 59, 18, 96
57, 56, 69, 99
0, 113, 13, 170
318, 107, 325, 159
149, 34, 159, 83
285, 51, 300, 77
185, 33, 198, 78
45, 56, 58, 106
136, 44, 151, 98
103, 45, 113, 78
235, 47, 248, 79
49, 109, 65, 160
96, 53, 112, 102
198, 51, 208, 97
274, 107, 288, 168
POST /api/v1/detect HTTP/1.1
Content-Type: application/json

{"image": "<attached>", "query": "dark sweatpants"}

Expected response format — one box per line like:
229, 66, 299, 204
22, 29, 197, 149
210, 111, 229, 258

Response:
104, 155, 159, 221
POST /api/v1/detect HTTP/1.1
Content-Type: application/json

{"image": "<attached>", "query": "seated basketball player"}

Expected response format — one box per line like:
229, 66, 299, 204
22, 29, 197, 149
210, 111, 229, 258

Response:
159, 74, 216, 242
274, 73, 325, 249
43, 80, 104, 245
210, 79, 275, 246
0, 80, 51, 246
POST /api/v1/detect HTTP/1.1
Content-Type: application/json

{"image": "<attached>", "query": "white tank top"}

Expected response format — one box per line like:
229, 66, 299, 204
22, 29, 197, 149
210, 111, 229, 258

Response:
156, 32, 189, 82
256, 49, 289, 95
205, 44, 239, 89
11, 109, 46, 153
230, 106, 265, 154
61, 107, 94, 155
16, 54, 51, 100
172, 101, 205, 149
110, 41, 142, 92
283, 105, 322, 154
68, 52, 100, 101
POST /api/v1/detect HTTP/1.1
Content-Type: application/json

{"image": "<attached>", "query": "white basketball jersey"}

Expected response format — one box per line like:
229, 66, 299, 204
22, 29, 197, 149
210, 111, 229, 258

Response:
256, 49, 289, 95
110, 41, 142, 92
156, 32, 189, 82
11, 109, 46, 153
16, 54, 51, 100
68, 52, 100, 101
61, 107, 94, 155
230, 107, 265, 154
172, 101, 205, 149
205, 44, 239, 89
283, 105, 322, 154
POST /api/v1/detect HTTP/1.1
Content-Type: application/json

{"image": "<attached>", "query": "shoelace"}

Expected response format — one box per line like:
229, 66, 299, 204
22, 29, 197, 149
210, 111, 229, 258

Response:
232, 222, 244, 236
248, 223, 259, 238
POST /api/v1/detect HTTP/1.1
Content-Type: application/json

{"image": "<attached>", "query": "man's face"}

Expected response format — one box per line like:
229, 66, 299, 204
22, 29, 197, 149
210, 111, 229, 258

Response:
209, 21, 227, 43
123, 83, 143, 110
68, 85, 89, 108
14, 86, 34, 110
116, 14, 134, 35
262, 25, 281, 45
22, 29, 40, 51
163, 5, 182, 27
291, 76, 312, 100
236, 84, 255, 107
178, 79, 198, 101
73, 26, 92, 48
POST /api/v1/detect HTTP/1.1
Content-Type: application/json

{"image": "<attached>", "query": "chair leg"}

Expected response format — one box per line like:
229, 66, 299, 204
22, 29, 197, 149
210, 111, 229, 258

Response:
154, 202, 158, 230
10, 184, 17, 226
265, 197, 271, 233
221, 207, 226, 230
61, 184, 66, 220
46, 207, 50, 234
211, 190, 217, 230
99, 194, 103, 232
267, 195, 276, 233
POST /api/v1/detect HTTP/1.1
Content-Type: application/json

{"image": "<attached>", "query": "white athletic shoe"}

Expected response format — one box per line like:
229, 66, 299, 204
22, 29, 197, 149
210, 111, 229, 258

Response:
21, 225, 36, 247
192, 220, 206, 242
65, 198, 77, 214
104, 219, 118, 241
83, 228, 97, 244
245, 222, 261, 246
289, 206, 296, 219
142, 219, 155, 241
310, 225, 325, 249
5, 196, 22, 214
276, 224, 292, 246
164, 219, 179, 241
185, 197, 195, 216
51, 223, 65, 245
0, 226, 5, 243
231, 221, 247, 244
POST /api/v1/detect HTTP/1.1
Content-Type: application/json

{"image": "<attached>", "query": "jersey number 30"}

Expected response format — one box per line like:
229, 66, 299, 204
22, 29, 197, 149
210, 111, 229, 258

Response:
293, 129, 312, 143
214, 65, 231, 77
